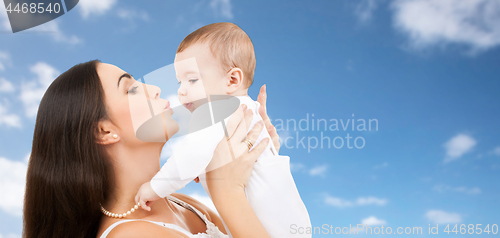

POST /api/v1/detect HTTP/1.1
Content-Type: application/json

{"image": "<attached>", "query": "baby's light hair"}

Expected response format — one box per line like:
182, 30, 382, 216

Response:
177, 22, 256, 88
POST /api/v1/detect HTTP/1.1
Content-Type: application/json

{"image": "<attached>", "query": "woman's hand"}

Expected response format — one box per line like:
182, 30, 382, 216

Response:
192, 87, 279, 185
257, 84, 280, 153
206, 105, 269, 194
205, 104, 271, 238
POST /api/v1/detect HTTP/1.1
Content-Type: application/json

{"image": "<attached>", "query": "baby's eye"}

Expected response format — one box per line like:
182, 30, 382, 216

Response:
128, 86, 139, 94
189, 79, 198, 84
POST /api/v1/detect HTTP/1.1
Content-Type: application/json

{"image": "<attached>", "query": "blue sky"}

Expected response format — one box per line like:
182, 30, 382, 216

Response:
1, 0, 500, 237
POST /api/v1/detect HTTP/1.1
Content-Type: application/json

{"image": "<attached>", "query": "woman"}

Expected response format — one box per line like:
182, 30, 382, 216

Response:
23, 60, 280, 238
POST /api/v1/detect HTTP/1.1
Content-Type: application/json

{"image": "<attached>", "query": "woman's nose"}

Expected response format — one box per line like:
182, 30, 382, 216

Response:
145, 84, 161, 99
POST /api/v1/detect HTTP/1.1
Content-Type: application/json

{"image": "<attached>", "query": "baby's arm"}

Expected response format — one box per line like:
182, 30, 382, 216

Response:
135, 152, 197, 211
135, 117, 227, 211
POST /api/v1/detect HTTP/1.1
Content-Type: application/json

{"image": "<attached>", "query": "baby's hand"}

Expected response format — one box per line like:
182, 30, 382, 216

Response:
134, 182, 160, 211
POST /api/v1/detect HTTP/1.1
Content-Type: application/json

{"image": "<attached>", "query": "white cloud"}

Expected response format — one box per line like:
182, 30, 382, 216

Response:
309, 164, 328, 177
0, 51, 11, 71
391, 0, 500, 54
0, 113, 21, 128
492, 146, 500, 156
117, 8, 149, 21
290, 162, 305, 173
325, 195, 388, 208
79, 0, 117, 19
286, 163, 332, 178
28, 20, 81, 45
277, 129, 291, 148
0, 100, 21, 128
24, 153, 30, 163
373, 162, 388, 169
0, 233, 22, 238
356, 196, 388, 206
454, 186, 481, 195
20, 62, 59, 117
0, 78, 15, 92
425, 210, 462, 224
433, 184, 481, 195
355, 0, 379, 23
165, 94, 181, 108
443, 134, 476, 163
0, 3, 11, 31
210, 0, 233, 19
361, 216, 387, 226
0, 157, 28, 217
325, 196, 353, 208
188, 192, 218, 215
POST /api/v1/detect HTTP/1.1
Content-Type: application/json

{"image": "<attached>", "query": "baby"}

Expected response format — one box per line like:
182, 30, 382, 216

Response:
135, 22, 311, 238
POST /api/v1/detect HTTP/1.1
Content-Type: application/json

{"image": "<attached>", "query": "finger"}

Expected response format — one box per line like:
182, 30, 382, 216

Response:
257, 84, 267, 108
244, 107, 253, 131
244, 120, 265, 149
231, 108, 254, 144
140, 199, 150, 211
258, 100, 268, 124
230, 120, 264, 159
223, 105, 245, 139
246, 138, 270, 162
268, 124, 281, 152
257, 97, 273, 135
257, 85, 268, 118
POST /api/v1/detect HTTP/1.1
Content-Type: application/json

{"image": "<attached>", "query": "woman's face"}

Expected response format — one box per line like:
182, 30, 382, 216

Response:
97, 63, 179, 144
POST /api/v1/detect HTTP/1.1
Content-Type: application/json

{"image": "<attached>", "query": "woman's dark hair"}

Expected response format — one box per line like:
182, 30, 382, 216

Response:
23, 60, 115, 238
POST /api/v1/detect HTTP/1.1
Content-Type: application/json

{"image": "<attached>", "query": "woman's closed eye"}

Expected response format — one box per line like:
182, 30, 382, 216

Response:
128, 85, 139, 94
189, 78, 198, 84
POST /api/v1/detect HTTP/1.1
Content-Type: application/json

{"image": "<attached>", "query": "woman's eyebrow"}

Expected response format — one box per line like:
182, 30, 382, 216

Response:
117, 73, 132, 88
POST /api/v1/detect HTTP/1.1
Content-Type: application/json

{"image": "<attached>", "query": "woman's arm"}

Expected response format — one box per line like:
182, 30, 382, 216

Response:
205, 105, 272, 238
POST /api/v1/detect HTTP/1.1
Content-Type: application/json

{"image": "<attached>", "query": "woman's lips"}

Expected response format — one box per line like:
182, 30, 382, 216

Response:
164, 101, 171, 110
183, 103, 193, 109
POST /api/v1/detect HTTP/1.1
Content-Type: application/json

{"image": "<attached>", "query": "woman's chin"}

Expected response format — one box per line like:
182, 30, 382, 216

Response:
165, 121, 180, 140
135, 112, 179, 142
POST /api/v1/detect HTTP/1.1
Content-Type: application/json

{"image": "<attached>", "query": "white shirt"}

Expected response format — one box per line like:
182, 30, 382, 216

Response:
151, 95, 311, 238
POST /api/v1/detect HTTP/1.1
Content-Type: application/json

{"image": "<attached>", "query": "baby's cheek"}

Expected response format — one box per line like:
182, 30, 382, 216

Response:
194, 86, 210, 99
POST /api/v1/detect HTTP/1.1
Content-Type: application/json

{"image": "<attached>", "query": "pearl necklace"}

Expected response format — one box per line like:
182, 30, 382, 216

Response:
100, 202, 141, 219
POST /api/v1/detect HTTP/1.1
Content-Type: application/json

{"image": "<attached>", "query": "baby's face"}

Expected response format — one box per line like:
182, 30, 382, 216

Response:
174, 43, 228, 112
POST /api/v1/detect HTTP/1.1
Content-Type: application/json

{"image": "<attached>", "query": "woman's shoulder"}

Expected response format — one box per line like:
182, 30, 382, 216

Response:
103, 220, 188, 238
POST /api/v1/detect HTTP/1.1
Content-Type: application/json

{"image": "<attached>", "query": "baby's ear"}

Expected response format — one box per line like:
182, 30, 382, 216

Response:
226, 68, 244, 93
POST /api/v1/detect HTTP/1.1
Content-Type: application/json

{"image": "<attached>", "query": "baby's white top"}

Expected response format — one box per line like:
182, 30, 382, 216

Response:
151, 95, 312, 238
150, 95, 277, 198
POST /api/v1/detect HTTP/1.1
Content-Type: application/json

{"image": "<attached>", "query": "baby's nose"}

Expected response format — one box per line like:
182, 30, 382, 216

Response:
178, 87, 186, 96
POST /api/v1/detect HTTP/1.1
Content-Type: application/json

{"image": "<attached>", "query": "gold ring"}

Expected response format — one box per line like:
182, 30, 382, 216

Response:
243, 139, 253, 150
